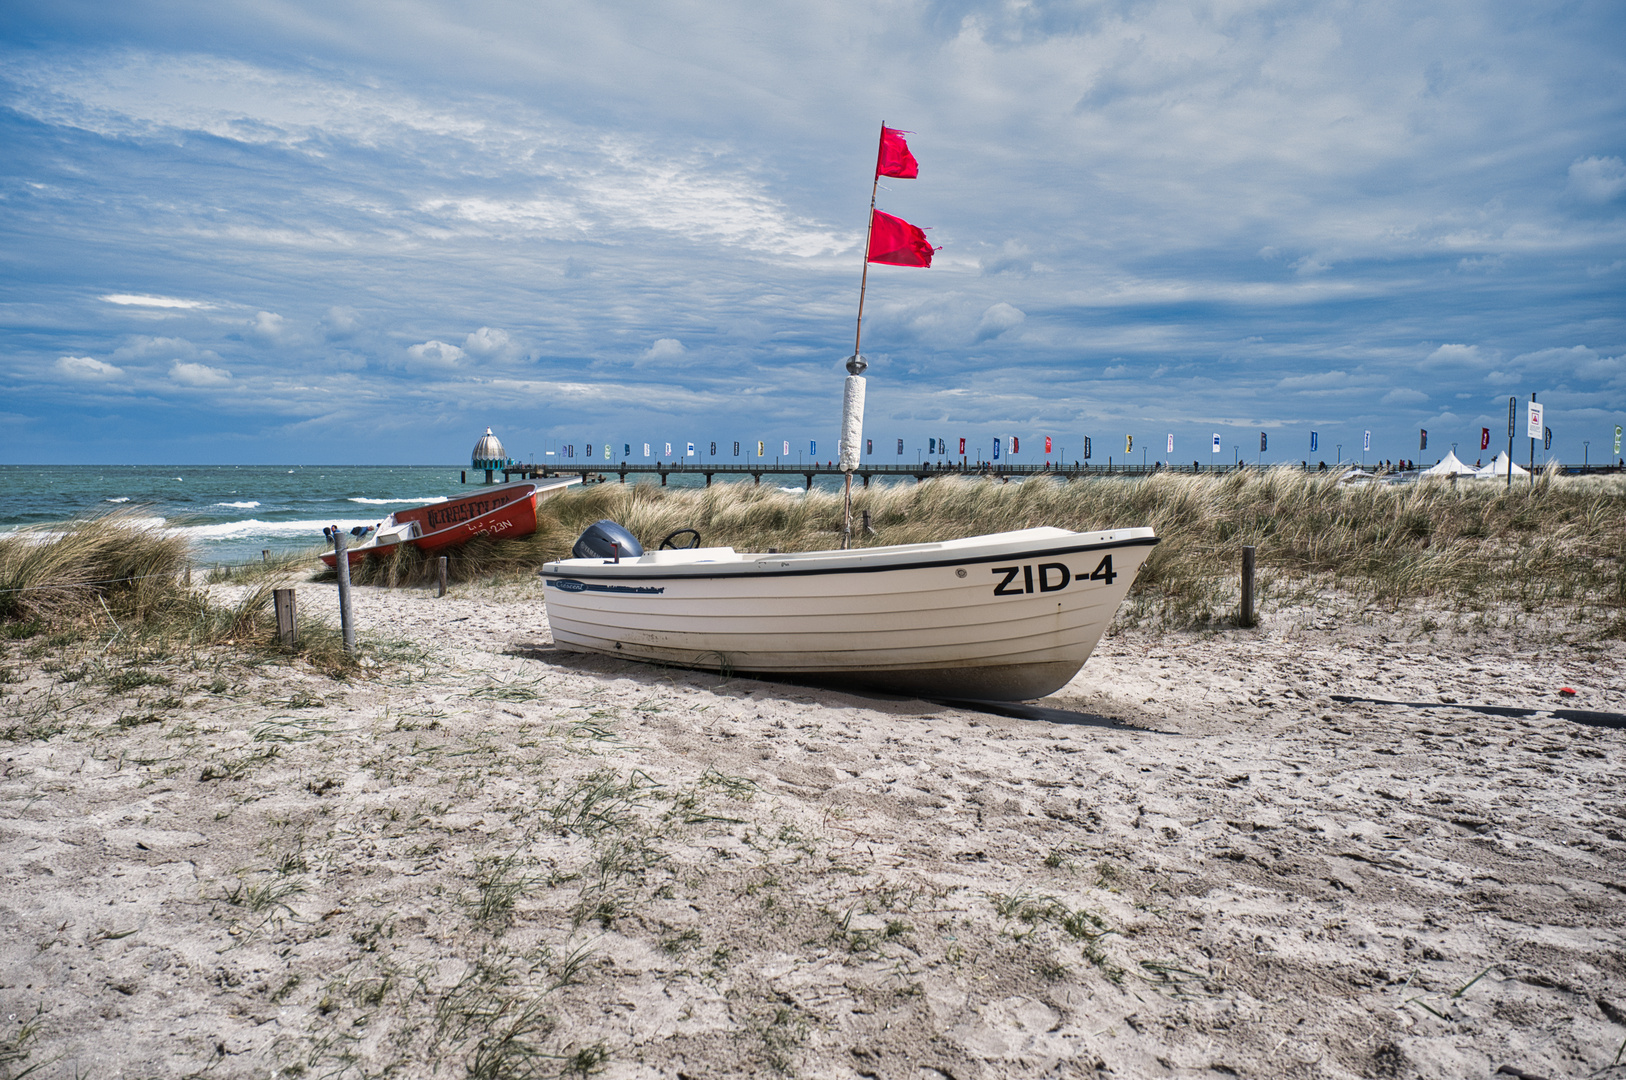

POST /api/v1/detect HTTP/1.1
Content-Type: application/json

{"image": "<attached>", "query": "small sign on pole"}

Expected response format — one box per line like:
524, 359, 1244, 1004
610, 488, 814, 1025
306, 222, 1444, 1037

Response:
1526, 401, 1544, 440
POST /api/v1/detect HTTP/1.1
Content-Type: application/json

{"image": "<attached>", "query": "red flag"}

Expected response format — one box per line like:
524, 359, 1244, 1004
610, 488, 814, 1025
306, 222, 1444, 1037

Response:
1480, 427, 1490, 450
877, 126, 918, 179
867, 209, 933, 267
959, 437, 966, 454
1011, 436, 1019, 453
1044, 436, 1052, 454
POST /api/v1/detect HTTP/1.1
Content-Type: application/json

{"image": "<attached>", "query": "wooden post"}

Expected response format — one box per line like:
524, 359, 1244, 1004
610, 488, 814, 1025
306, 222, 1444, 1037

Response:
333, 531, 355, 655
1241, 546, 1256, 628
262, 549, 270, 563
273, 588, 297, 648
437, 556, 448, 598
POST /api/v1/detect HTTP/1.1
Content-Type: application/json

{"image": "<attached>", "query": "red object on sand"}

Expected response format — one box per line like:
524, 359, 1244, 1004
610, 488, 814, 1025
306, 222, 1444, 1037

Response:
1559, 687, 1576, 696
867, 209, 934, 267
320, 479, 576, 568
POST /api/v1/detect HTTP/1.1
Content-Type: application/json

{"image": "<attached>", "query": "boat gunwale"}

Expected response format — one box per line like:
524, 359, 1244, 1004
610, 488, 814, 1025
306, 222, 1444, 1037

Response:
539, 532, 1157, 581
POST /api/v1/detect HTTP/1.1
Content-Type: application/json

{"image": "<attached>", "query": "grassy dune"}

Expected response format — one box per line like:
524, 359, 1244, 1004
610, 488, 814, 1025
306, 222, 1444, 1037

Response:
347, 469, 1626, 634
0, 510, 354, 674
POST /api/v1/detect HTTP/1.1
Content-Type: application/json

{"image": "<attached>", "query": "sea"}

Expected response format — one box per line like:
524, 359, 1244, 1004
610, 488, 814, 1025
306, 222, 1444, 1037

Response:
0, 464, 853, 566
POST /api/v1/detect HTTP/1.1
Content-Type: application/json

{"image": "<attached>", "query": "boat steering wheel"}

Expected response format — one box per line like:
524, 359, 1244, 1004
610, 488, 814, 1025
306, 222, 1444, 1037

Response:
658, 528, 703, 550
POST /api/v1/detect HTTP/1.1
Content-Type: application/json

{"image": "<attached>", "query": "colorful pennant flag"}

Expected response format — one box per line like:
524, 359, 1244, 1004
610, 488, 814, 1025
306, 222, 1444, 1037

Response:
876, 126, 919, 179
867, 209, 934, 267
1044, 436, 1052, 454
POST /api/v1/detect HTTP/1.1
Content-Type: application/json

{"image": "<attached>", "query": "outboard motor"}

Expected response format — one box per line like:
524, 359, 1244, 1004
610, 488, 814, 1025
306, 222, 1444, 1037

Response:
572, 519, 644, 561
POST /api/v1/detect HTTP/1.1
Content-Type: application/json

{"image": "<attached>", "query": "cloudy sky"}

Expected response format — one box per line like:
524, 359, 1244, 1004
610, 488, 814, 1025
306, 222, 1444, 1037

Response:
2, 0, 1622, 466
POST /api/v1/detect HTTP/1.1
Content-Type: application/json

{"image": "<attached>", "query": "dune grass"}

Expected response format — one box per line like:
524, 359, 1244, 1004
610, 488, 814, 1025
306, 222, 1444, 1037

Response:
332, 469, 1626, 632
0, 510, 357, 671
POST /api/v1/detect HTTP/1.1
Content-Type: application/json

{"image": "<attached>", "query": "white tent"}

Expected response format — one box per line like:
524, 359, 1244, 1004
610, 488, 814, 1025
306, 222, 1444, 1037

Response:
1475, 451, 1529, 479
1422, 451, 1478, 477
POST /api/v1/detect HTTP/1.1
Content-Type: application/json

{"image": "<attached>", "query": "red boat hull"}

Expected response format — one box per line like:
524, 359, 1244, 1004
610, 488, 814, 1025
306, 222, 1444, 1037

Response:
320, 479, 575, 568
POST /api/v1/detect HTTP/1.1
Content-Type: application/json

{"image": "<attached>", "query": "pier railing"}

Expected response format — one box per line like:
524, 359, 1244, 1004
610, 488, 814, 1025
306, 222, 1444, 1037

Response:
495, 460, 1624, 487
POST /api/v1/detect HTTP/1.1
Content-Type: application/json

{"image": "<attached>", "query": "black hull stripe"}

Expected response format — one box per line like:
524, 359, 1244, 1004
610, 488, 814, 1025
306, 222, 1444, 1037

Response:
538, 535, 1157, 582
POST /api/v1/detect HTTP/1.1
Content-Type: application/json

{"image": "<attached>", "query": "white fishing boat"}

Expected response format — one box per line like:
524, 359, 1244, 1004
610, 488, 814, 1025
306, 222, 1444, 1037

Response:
539, 524, 1157, 700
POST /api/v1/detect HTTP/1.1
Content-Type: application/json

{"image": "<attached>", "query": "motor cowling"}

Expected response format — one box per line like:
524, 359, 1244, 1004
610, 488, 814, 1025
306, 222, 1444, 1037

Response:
572, 519, 644, 560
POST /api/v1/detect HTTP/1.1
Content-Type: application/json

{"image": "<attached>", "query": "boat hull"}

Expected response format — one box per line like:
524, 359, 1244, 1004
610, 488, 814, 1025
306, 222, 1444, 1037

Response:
319, 478, 577, 567
539, 527, 1156, 700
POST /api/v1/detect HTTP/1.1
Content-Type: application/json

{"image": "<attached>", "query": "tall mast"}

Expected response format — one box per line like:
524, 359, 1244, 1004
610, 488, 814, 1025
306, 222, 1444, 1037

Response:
852, 122, 886, 357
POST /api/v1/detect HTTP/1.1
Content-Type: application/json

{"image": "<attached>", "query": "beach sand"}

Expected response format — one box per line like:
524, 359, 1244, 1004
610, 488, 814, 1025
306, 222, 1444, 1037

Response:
2, 579, 1623, 1079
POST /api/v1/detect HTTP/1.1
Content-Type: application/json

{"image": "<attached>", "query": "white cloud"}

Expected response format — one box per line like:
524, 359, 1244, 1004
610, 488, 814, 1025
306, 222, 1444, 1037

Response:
100, 293, 210, 309
323, 307, 362, 339
169, 360, 232, 386
1567, 156, 1626, 203
1277, 370, 1348, 390
249, 311, 290, 343
464, 327, 514, 360
56, 355, 123, 380
973, 303, 1026, 342
1425, 344, 1490, 368
113, 335, 200, 361
406, 340, 466, 368
644, 338, 685, 360
1380, 387, 1429, 405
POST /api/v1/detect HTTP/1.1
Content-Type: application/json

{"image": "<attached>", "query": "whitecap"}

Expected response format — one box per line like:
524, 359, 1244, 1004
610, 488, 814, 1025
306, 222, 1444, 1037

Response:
106, 496, 131, 503
173, 518, 375, 540
214, 501, 261, 509
348, 496, 449, 505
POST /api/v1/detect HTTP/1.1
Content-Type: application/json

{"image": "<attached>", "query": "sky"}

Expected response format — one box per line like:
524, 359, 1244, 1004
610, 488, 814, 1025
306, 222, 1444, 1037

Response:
1, 0, 1623, 468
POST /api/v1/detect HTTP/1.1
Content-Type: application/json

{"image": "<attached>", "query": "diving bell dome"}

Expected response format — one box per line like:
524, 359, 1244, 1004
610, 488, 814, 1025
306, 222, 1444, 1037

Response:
472, 427, 506, 470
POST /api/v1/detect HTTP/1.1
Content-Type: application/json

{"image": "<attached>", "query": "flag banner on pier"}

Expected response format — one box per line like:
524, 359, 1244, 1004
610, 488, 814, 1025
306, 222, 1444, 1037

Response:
1544, 426, 1552, 450
1311, 431, 1318, 452
1508, 398, 1517, 438
1363, 431, 1371, 452
867, 438, 873, 455
876, 126, 919, 178
1420, 429, 1428, 451
992, 438, 1000, 460
928, 438, 935, 453
758, 441, 765, 457
1012, 436, 1019, 453
1260, 432, 1267, 452
1125, 435, 1132, 453
1481, 428, 1490, 450
1527, 402, 1543, 440
867, 210, 934, 267
1045, 436, 1052, 453
783, 441, 790, 455
644, 443, 651, 458
686, 442, 695, 456
733, 441, 740, 455
665, 442, 672, 456
710, 442, 717, 454
810, 441, 817, 455
586, 444, 593, 458
896, 438, 904, 454
624, 444, 631, 458
1167, 434, 1174, 453
938, 435, 945, 453
959, 437, 966, 454
1212, 433, 1221, 454
1616, 426, 1623, 454
605, 444, 612, 460
1084, 436, 1091, 459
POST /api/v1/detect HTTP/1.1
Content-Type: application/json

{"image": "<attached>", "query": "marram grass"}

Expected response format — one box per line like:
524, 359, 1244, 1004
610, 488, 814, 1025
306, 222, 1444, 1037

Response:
0, 509, 357, 671
334, 468, 1626, 633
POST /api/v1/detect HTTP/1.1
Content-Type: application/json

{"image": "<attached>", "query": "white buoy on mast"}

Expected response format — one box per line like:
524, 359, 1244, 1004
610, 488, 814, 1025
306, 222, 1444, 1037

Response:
840, 353, 866, 547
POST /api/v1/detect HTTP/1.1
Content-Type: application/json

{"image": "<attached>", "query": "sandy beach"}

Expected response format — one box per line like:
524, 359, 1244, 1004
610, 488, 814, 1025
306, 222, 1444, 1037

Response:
3, 578, 1623, 1079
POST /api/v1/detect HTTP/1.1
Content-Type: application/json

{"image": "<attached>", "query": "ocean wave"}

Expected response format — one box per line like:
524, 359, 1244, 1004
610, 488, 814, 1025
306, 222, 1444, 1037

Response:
106, 496, 131, 503
172, 518, 376, 540
348, 496, 449, 505
214, 501, 261, 509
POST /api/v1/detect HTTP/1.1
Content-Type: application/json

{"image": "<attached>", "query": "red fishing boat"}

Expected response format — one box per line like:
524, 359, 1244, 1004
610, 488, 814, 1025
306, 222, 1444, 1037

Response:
320, 477, 580, 568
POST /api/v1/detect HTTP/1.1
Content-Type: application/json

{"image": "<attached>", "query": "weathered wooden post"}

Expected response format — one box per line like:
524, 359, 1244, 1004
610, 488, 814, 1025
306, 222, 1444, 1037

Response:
1241, 545, 1256, 627
332, 530, 355, 654
262, 549, 270, 563
273, 588, 297, 648
437, 556, 448, 598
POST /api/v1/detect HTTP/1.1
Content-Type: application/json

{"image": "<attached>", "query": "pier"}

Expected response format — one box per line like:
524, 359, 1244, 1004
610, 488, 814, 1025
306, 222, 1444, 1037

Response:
498, 459, 1625, 487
